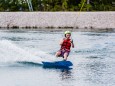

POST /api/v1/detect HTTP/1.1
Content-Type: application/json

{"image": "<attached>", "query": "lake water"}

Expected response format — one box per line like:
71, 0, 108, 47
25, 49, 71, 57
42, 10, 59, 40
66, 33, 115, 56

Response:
0, 29, 115, 86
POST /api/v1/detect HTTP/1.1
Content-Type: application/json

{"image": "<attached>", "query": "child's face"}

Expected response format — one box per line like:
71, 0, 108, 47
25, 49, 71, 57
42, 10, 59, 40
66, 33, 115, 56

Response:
66, 34, 71, 38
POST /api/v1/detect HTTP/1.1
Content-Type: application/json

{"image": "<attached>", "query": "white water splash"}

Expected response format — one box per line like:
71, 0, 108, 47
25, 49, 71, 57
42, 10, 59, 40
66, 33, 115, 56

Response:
0, 40, 56, 64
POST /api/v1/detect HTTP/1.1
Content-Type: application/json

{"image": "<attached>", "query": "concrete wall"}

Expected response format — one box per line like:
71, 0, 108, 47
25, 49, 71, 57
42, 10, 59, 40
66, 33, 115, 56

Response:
0, 12, 115, 29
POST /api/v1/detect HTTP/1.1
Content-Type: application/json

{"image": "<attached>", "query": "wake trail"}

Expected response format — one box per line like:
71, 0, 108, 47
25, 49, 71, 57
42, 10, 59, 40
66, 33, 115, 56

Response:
0, 40, 57, 65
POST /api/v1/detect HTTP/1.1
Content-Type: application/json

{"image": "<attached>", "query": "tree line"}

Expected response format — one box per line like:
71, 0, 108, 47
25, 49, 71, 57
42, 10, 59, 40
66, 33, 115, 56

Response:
0, 0, 115, 11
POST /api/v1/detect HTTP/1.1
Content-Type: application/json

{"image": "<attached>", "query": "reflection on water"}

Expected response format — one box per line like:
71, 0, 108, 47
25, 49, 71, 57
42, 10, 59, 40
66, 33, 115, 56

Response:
61, 69, 73, 80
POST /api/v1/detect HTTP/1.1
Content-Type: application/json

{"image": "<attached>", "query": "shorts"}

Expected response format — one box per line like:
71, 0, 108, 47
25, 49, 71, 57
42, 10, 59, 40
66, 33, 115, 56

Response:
58, 49, 70, 58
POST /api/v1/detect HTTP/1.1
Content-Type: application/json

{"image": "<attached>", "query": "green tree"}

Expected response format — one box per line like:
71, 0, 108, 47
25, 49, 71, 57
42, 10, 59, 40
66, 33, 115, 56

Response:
62, 0, 68, 11
0, 0, 115, 11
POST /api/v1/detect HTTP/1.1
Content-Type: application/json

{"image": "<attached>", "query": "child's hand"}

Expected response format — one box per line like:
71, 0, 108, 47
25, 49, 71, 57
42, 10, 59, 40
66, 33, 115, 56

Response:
71, 39, 74, 48
71, 39, 73, 43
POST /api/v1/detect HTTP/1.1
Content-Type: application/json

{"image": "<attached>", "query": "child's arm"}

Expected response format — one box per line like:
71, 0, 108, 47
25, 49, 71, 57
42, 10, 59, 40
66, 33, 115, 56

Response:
71, 39, 74, 48
59, 39, 64, 45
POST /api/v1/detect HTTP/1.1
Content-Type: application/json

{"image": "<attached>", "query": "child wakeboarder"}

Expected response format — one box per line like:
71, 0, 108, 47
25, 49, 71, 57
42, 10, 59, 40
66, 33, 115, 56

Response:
55, 31, 74, 61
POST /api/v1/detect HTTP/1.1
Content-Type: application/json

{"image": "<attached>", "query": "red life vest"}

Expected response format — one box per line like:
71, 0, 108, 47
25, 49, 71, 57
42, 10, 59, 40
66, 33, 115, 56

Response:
61, 38, 71, 51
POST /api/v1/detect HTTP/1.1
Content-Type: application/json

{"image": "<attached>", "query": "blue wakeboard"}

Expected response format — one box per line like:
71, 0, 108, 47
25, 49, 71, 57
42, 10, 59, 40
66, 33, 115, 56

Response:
42, 61, 73, 68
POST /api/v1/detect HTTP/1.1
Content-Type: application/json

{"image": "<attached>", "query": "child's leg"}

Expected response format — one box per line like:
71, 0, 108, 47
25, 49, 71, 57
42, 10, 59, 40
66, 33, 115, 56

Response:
63, 52, 69, 60
55, 50, 61, 57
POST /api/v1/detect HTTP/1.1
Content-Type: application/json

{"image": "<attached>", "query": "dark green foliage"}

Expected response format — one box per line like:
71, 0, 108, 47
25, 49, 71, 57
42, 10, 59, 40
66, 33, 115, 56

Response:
0, 0, 115, 11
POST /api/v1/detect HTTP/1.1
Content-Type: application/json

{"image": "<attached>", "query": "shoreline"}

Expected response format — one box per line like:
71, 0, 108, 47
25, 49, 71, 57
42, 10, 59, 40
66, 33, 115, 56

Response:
0, 12, 115, 31
0, 28, 114, 32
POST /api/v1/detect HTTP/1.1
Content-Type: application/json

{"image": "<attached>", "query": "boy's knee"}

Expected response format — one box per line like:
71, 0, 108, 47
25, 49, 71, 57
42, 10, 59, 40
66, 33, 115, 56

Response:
55, 52, 61, 57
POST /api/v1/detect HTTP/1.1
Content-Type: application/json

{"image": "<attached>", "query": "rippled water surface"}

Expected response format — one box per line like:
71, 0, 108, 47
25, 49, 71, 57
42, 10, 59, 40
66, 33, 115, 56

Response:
0, 29, 115, 86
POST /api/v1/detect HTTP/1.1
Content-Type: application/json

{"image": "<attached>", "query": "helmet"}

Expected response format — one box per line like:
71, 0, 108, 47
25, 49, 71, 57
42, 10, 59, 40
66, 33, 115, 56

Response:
64, 31, 71, 35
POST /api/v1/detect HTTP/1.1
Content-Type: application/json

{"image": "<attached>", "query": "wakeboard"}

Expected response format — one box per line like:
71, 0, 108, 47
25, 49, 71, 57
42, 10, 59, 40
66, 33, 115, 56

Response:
42, 60, 73, 68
